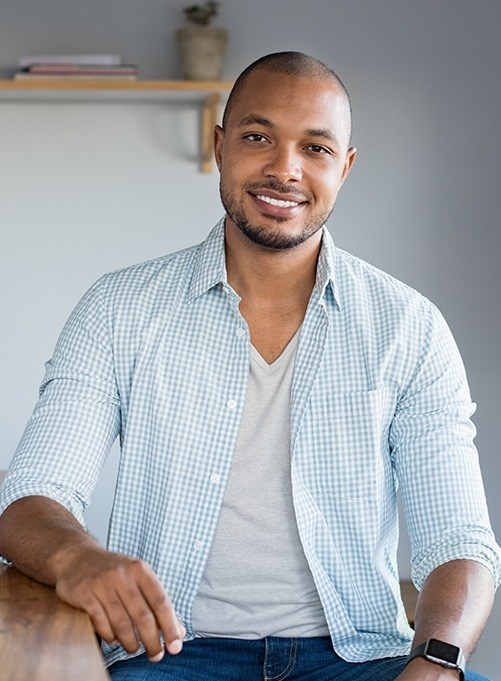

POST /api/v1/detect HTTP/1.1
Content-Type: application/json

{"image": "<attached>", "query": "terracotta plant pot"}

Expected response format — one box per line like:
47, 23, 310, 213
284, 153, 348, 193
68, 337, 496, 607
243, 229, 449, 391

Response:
176, 26, 228, 80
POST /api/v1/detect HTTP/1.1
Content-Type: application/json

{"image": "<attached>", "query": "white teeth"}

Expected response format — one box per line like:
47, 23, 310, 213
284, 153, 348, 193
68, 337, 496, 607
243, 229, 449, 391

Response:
257, 194, 299, 208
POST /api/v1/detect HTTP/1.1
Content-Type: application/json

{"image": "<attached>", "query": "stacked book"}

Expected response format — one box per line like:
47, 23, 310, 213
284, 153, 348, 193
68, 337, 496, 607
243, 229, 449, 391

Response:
14, 54, 138, 82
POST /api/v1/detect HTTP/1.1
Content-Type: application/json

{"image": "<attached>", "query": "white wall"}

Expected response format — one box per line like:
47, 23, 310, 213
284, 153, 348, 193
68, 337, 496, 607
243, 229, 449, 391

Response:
1, 1, 500, 675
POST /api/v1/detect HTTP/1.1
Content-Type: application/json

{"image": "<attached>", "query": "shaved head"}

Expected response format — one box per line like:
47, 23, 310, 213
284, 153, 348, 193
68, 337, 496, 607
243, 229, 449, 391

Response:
222, 52, 352, 144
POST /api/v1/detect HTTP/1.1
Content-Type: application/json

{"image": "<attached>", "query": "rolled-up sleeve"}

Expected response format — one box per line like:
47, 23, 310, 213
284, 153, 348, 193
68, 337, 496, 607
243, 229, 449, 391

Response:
390, 298, 501, 589
0, 274, 121, 528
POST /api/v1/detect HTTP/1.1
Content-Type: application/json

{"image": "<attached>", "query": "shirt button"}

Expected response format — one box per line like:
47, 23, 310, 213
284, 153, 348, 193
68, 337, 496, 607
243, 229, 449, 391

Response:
210, 473, 221, 484
193, 541, 203, 551
226, 399, 237, 410
235, 328, 245, 338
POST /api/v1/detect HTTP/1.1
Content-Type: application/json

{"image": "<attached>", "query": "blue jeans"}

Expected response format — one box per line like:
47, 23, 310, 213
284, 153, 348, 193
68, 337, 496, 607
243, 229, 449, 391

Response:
108, 636, 489, 680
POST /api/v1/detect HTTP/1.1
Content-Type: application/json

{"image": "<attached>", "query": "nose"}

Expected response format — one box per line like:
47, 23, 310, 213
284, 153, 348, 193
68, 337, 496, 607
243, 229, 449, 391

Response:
263, 143, 302, 183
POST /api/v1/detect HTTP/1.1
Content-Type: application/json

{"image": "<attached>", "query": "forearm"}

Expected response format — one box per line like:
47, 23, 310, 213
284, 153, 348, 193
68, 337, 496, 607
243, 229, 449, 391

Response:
400, 559, 495, 679
412, 559, 495, 657
0, 495, 101, 586
0, 494, 184, 660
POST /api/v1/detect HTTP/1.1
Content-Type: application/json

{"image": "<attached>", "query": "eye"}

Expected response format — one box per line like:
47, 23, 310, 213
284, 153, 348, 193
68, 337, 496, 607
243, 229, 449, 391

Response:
243, 133, 268, 143
306, 144, 330, 154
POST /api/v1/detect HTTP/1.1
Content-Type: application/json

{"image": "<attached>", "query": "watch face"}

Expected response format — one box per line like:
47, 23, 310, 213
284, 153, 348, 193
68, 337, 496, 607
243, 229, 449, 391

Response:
426, 639, 460, 664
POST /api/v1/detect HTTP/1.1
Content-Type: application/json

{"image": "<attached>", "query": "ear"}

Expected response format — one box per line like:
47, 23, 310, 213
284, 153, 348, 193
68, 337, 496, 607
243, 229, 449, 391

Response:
340, 146, 357, 186
213, 125, 225, 172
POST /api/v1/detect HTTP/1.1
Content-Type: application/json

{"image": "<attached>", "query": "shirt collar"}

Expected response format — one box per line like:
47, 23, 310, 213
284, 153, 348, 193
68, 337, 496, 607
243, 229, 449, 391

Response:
316, 226, 342, 311
188, 217, 230, 304
188, 218, 341, 309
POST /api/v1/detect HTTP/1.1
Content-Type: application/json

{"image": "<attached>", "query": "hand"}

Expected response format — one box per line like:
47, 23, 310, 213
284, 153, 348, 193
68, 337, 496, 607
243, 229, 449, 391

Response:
53, 545, 185, 663
397, 657, 461, 680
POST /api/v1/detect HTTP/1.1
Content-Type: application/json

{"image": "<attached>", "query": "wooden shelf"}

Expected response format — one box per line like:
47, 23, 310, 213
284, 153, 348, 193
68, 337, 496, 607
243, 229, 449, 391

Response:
0, 79, 233, 91
0, 79, 233, 172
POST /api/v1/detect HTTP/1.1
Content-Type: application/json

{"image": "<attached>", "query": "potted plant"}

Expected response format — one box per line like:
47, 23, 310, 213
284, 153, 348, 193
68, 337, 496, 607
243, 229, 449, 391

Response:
176, 2, 228, 81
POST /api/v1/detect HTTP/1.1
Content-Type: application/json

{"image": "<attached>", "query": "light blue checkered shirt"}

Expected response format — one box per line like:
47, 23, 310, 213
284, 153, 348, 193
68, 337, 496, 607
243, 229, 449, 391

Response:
2, 218, 500, 666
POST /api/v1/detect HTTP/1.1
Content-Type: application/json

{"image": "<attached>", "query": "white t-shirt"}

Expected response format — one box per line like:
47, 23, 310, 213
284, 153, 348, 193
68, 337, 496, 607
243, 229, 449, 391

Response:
193, 329, 329, 638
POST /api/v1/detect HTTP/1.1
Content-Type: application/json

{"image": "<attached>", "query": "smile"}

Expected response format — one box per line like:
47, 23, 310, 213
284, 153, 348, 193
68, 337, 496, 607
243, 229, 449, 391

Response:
256, 194, 300, 208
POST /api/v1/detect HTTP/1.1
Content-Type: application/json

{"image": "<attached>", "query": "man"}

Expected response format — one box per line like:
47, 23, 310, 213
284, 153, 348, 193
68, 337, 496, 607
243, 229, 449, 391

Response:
0, 52, 499, 680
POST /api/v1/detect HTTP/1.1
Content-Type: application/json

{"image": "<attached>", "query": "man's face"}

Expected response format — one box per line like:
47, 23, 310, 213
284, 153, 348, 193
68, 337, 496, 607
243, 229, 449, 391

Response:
215, 69, 356, 250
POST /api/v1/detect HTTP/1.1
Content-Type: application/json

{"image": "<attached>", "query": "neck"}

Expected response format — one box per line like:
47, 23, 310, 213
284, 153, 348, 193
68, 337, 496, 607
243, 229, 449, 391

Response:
224, 218, 322, 306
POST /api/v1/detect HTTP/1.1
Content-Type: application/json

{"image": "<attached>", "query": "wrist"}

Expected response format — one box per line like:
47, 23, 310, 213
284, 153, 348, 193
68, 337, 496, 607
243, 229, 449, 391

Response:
48, 535, 103, 583
406, 656, 462, 679
406, 638, 465, 680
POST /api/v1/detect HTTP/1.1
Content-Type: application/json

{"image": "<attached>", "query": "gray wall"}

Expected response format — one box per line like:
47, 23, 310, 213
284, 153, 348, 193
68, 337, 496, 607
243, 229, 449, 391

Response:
1, 1, 499, 675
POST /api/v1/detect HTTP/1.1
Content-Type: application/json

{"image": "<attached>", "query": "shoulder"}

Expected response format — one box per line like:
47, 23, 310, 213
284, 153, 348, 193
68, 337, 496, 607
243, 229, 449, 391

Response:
79, 241, 208, 322
335, 247, 424, 305
331, 247, 451, 362
70, 242, 204, 334
100, 242, 202, 297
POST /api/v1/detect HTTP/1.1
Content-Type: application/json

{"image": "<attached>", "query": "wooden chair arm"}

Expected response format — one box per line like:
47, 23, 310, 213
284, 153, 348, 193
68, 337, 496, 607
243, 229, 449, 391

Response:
400, 579, 419, 627
0, 564, 109, 680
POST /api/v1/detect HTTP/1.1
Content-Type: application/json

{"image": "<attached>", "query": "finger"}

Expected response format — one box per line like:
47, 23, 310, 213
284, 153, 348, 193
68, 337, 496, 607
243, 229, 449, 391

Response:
117, 586, 166, 660
100, 589, 141, 654
136, 568, 185, 654
166, 638, 183, 655
148, 650, 166, 663
74, 592, 118, 645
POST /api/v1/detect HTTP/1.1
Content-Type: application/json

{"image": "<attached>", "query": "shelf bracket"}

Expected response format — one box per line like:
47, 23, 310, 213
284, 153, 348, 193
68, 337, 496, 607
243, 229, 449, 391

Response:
0, 79, 233, 173
201, 92, 221, 173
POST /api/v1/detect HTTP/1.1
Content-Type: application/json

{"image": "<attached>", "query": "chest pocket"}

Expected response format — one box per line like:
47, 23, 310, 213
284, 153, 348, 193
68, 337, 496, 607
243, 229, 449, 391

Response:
296, 388, 396, 500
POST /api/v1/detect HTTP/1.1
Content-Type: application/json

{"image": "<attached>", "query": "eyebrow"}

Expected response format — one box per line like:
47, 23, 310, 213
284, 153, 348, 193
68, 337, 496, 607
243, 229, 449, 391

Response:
305, 128, 340, 146
236, 114, 340, 146
236, 114, 276, 128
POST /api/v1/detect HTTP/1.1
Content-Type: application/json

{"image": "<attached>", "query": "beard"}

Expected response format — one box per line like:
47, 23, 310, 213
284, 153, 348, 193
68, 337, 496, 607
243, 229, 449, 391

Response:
220, 180, 334, 250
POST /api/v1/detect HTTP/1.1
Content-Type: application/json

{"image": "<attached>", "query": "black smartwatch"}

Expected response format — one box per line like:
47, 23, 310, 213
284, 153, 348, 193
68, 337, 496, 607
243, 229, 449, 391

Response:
405, 638, 466, 679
